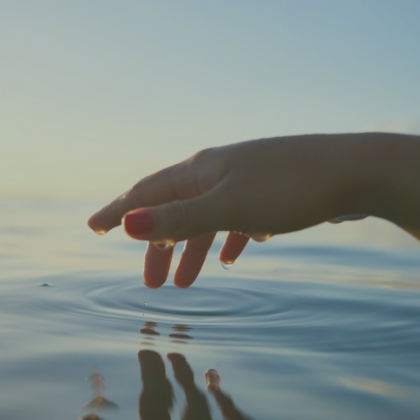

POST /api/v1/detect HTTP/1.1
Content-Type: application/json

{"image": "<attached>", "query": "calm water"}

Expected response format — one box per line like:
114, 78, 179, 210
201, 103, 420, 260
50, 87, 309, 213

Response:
1, 198, 420, 419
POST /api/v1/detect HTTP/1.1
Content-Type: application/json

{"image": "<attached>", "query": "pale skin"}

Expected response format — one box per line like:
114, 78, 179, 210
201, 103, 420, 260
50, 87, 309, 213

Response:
88, 132, 420, 289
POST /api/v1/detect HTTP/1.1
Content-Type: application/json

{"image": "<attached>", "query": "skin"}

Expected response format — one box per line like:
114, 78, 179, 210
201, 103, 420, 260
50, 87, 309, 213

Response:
88, 132, 420, 288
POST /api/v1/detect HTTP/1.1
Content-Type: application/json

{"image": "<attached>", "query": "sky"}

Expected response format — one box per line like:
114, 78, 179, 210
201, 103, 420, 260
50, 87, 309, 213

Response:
1, 0, 419, 198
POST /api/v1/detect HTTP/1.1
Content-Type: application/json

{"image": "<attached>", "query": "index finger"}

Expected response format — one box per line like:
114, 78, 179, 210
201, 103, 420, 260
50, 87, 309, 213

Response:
88, 163, 188, 234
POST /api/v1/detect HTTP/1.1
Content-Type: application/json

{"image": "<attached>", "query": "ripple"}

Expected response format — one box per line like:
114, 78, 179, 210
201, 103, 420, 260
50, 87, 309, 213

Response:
10, 272, 420, 354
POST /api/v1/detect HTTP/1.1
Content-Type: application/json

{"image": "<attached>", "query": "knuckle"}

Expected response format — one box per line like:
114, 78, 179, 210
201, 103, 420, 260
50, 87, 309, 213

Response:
128, 188, 147, 208
131, 175, 149, 191
130, 177, 151, 207
190, 147, 214, 165
174, 166, 197, 199
176, 148, 217, 198
190, 148, 227, 194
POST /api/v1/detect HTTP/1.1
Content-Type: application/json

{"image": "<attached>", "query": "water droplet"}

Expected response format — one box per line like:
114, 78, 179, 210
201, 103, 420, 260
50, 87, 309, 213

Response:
95, 229, 107, 236
250, 232, 271, 242
39, 283, 51, 287
154, 241, 175, 250
329, 213, 369, 223
239, 232, 250, 238
221, 262, 233, 270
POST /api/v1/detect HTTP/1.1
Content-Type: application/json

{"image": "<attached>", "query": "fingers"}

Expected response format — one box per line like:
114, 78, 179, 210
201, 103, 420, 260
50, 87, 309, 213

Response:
204, 369, 252, 420
137, 350, 173, 420
88, 157, 206, 234
143, 234, 215, 289
143, 242, 174, 289
210, 389, 252, 420
173, 233, 216, 288
167, 353, 212, 420
88, 148, 226, 235
166, 353, 194, 386
123, 186, 227, 243
137, 349, 167, 378
88, 165, 181, 234
219, 232, 249, 264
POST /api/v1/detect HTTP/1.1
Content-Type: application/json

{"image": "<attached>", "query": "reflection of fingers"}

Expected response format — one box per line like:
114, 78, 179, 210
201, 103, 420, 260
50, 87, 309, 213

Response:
168, 353, 212, 420
137, 350, 173, 420
143, 242, 174, 289
167, 353, 195, 386
205, 369, 253, 420
173, 233, 216, 288
219, 232, 249, 264
210, 389, 253, 420
137, 350, 166, 377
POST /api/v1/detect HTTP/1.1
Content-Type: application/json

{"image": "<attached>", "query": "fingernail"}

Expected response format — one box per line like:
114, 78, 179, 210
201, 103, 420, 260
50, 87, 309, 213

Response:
124, 210, 155, 236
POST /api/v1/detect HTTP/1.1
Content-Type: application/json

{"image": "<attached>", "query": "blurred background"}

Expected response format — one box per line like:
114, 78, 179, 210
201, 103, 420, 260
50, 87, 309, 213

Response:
1, 0, 420, 199
2, 3, 420, 419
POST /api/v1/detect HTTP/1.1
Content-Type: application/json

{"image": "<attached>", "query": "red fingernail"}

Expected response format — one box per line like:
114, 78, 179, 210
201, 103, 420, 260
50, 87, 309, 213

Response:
124, 210, 155, 236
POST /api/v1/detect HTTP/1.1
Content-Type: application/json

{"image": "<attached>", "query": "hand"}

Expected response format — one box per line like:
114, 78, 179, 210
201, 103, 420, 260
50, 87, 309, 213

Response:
88, 133, 420, 288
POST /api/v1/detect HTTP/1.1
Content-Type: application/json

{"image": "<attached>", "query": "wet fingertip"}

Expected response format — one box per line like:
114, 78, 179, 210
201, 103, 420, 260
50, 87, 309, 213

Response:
219, 256, 235, 264
94, 229, 108, 236
142, 273, 166, 289
173, 279, 193, 289
175, 283, 191, 289
218, 254, 235, 269
87, 215, 108, 235
142, 280, 163, 290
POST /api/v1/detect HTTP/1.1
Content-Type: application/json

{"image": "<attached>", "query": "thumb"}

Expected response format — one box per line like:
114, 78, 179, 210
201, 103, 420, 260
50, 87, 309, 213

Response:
123, 190, 227, 243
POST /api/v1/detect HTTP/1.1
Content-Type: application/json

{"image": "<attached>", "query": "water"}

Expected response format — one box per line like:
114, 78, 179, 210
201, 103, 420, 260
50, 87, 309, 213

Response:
155, 242, 176, 250
1, 197, 420, 419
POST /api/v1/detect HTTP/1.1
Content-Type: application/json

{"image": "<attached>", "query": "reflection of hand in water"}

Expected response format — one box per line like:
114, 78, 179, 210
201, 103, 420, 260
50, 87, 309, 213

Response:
138, 350, 173, 420
205, 369, 253, 420
138, 350, 253, 420
79, 373, 118, 420
167, 353, 212, 420
84, 373, 119, 412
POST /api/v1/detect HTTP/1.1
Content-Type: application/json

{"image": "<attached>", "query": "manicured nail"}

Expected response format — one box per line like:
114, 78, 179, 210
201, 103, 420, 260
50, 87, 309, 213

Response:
124, 210, 155, 236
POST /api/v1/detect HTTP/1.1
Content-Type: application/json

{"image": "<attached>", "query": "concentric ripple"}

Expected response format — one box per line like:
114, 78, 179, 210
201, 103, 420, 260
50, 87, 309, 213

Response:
4, 271, 419, 354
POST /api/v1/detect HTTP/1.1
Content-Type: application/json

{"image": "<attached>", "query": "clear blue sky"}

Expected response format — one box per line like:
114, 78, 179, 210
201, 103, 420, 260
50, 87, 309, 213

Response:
1, 0, 419, 197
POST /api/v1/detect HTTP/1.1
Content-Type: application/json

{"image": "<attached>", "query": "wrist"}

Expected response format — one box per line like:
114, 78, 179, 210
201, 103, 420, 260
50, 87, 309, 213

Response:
341, 133, 420, 228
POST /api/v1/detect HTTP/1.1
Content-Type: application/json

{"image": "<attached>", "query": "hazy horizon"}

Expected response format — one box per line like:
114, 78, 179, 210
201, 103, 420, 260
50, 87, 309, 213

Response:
2, 1, 419, 198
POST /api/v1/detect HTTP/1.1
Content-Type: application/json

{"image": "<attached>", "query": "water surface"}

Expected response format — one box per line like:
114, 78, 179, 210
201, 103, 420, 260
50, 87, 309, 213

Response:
1, 198, 420, 419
